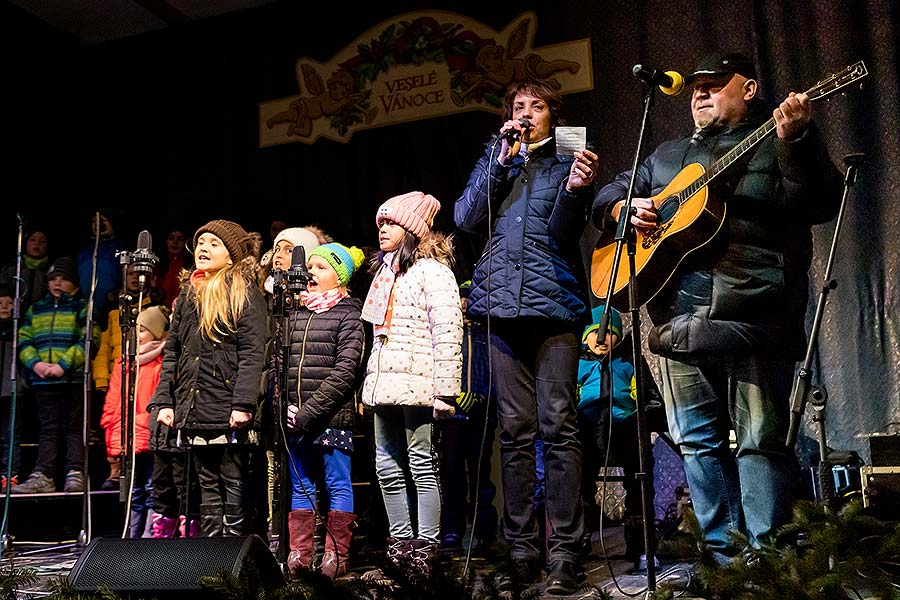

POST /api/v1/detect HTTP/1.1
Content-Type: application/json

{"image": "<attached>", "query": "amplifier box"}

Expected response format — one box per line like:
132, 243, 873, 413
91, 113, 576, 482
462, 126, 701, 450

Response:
861, 466, 900, 521
865, 433, 900, 467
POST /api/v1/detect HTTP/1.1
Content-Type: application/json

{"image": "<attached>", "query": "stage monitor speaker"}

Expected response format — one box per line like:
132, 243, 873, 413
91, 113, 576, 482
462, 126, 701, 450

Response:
68, 535, 284, 596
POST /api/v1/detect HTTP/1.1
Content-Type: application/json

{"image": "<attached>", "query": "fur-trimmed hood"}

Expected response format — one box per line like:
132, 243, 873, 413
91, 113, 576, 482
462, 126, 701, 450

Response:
415, 231, 455, 267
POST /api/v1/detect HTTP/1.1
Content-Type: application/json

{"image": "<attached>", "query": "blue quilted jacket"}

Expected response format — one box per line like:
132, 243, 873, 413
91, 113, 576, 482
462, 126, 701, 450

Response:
455, 139, 591, 325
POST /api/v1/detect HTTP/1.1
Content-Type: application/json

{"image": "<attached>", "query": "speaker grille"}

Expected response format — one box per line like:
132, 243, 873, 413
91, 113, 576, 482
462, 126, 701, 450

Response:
69, 536, 282, 592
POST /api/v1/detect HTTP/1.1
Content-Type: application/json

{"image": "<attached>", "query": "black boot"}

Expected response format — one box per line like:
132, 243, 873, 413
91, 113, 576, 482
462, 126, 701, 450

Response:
200, 503, 224, 537
223, 502, 250, 536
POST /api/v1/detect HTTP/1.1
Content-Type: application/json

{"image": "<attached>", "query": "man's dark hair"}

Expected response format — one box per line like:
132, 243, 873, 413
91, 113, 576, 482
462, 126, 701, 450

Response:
503, 79, 566, 126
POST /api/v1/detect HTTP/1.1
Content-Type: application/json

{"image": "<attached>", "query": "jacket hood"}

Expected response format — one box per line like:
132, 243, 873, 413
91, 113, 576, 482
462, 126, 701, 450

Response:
415, 231, 455, 267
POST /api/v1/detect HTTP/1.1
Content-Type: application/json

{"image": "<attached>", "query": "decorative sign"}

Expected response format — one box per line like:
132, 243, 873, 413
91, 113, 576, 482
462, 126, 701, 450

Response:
259, 11, 593, 146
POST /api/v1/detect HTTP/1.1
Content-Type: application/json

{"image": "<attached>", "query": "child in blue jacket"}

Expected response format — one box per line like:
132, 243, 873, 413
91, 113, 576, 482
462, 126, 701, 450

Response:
576, 305, 665, 569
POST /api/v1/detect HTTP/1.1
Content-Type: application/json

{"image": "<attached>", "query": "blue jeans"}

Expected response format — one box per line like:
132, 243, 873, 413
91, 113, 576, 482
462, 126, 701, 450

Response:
129, 453, 154, 538
659, 355, 797, 562
287, 436, 353, 512
374, 406, 440, 542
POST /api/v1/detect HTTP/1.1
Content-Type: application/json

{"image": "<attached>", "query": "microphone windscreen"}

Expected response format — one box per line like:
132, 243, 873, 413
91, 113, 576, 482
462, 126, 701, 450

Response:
291, 245, 306, 268
660, 71, 685, 96
137, 230, 152, 251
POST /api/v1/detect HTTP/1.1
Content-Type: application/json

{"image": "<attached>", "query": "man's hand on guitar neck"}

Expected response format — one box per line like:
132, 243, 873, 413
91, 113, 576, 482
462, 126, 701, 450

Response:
611, 197, 658, 233
774, 92, 811, 141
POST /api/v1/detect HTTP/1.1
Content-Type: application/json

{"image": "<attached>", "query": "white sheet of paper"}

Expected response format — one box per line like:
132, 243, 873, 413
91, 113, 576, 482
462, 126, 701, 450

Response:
555, 126, 587, 155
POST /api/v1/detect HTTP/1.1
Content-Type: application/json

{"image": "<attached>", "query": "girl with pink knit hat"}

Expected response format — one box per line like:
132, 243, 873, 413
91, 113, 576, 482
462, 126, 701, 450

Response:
360, 191, 463, 587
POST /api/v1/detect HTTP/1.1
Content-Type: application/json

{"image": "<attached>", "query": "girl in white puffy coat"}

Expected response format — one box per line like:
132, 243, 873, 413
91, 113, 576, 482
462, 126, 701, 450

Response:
361, 191, 463, 582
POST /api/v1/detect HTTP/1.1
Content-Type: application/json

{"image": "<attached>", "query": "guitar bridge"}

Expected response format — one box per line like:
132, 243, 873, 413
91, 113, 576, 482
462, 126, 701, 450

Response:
641, 221, 672, 249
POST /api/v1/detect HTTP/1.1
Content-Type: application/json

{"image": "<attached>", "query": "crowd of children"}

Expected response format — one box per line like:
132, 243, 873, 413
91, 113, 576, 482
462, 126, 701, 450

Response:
0, 191, 666, 588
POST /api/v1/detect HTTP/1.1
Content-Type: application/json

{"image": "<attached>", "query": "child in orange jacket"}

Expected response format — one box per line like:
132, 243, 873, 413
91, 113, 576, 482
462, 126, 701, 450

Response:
101, 305, 169, 537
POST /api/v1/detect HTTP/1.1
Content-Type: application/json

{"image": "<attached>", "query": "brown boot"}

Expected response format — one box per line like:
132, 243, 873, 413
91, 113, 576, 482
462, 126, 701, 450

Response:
320, 510, 357, 579
286, 509, 316, 575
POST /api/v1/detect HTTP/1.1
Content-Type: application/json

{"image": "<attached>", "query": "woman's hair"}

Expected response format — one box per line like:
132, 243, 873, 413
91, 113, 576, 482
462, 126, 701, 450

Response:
193, 261, 250, 342
369, 228, 421, 276
503, 79, 566, 126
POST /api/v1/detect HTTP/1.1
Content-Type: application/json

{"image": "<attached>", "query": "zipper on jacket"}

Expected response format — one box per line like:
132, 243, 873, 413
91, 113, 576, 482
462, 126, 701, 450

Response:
48, 297, 59, 364
370, 335, 385, 403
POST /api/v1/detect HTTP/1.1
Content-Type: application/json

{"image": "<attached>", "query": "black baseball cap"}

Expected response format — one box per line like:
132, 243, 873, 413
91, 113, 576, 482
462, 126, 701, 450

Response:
686, 52, 757, 83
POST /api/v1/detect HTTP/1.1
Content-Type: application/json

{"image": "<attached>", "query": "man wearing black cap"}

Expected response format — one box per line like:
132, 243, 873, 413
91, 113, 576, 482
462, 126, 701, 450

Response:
591, 52, 841, 564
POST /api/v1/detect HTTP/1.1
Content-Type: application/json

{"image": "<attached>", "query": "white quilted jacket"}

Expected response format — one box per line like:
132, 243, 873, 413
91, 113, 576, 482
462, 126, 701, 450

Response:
362, 248, 463, 407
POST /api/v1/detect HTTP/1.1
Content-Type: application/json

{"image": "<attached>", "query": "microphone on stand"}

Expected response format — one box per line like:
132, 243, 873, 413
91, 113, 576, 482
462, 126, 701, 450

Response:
132, 230, 158, 284
632, 64, 685, 96
286, 245, 310, 303
501, 117, 533, 143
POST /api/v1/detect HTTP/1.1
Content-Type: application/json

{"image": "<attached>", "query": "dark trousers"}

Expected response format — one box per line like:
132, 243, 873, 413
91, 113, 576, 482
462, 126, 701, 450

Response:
193, 444, 251, 536
489, 319, 585, 563
436, 415, 498, 543
153, 450, 199, 519
34, 383, 84, 477
578, 410, 649, 559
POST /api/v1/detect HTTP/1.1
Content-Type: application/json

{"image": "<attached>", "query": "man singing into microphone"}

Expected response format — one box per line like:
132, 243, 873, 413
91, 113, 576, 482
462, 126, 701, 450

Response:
455, 79, 598, 594
592, 52, 841, 566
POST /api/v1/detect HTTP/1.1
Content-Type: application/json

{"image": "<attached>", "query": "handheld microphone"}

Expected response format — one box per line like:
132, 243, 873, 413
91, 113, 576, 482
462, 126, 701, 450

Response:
132, 230, 158, 279
632, 64, 685, 96
286, 245, 310, 295
501, 117, 533, 142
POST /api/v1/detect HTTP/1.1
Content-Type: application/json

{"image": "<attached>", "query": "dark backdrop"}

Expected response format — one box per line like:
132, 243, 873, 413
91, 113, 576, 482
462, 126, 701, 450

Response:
3, 0, 898, 460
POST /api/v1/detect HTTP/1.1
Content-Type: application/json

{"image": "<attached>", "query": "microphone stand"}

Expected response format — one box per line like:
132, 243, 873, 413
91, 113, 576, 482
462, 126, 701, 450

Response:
79, 211, 103, 547
785, 153, 865, 509
271, 273, 291, 564
116, 261, 139, 534
597, 82, 658, 591
0, 216, 25, 554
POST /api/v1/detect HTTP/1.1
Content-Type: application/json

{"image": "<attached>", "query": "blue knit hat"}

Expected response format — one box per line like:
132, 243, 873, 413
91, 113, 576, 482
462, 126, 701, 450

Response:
582, 304, 623, 343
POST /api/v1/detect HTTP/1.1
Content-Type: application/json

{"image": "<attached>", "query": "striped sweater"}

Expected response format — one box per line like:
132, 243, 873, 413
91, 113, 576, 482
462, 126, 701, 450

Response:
19, 291, 94, 386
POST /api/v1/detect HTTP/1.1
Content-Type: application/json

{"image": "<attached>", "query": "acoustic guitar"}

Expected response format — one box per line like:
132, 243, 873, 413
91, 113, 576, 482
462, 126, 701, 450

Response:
591, 61, 868, 311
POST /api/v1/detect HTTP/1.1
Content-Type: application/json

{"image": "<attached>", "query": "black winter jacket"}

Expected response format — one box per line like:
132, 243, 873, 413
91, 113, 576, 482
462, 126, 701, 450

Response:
152, 282, 267, 431
593, 100, 841, 358
455, 138, 591, 325
285, 297, 364, 436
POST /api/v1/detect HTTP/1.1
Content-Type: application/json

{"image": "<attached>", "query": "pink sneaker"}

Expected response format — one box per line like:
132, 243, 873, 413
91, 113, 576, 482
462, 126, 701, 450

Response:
151, 513, 179, 538
179, 514, 200, 538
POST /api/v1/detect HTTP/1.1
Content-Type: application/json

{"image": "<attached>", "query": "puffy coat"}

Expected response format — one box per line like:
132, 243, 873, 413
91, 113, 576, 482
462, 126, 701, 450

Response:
285, 297, 364, 436
152, 272, 267, 431
18, 290, 96, 386
361, 235, 463, 407
593, 100, 841, 358
455, 139, 591, 324
101, 354, 161, 456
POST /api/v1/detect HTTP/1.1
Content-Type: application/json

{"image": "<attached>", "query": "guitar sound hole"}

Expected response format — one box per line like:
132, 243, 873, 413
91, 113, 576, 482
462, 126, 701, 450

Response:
656, 196, 679, 222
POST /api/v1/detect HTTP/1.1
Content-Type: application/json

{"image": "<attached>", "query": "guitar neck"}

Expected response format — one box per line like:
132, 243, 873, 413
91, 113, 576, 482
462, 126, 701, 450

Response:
685, 117, 777, 198
679, 60, 867, 202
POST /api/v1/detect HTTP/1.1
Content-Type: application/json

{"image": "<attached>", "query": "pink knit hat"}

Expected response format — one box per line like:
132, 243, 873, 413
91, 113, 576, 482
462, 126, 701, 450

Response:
375, 191, 441, 239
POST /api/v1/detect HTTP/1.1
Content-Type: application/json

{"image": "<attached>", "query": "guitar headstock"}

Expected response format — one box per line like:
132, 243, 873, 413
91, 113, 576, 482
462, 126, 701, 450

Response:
806, 61, 868, 102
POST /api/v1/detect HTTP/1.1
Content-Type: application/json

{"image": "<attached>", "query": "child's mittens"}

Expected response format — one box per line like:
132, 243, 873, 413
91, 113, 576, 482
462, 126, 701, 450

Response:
286, 403, 303, 432
454, 391, 485, 415
433, 397, 456, 420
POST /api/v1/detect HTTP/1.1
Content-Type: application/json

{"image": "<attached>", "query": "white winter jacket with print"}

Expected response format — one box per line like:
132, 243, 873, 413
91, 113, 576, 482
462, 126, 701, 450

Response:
361, 235, 463, 407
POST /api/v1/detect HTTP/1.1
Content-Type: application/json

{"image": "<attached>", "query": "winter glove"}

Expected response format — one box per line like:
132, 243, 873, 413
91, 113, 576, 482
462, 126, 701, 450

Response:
453, 391, 485, 415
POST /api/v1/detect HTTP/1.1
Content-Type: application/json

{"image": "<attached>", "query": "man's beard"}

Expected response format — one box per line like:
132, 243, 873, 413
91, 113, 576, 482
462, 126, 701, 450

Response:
693, 118, 725, 138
